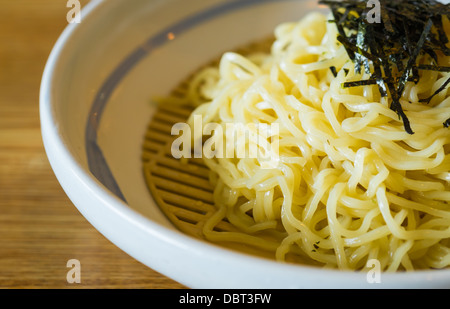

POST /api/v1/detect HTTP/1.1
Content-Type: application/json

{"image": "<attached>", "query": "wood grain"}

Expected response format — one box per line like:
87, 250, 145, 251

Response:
0, 0, 186, 289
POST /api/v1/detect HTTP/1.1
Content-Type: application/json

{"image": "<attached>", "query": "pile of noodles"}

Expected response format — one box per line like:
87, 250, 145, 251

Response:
185, 12, 450, 271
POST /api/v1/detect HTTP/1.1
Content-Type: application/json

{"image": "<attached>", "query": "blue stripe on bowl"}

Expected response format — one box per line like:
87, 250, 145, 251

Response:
85, 0, 297, 202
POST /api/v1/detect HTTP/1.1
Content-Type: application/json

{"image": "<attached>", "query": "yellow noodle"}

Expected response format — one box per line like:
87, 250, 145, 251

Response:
183, 12, 450, 271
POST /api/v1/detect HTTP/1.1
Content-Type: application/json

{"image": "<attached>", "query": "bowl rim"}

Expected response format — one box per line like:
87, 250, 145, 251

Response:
39, 0, 450, 288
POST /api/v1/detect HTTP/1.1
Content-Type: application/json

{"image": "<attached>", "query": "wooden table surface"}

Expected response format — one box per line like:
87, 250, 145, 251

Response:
0, 0, 185, 289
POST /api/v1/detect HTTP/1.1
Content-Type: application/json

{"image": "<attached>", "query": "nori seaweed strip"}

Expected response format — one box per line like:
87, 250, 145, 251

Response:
382, 42, 414, 133
395, 105, 414, 134
419, 76, 450, 103
433, 16, 449, 45
343, 79, 377, 87
416, 64, 450, 72
336, 34, 381, 65
401, 18, 414, 55
358, 18, 373, 74
371, 64, 389, 98
444, 118, 450, 128
396, 19, 433, 104
380, 0, 395, 33
364, 22, 389, 99
426, 35, 450, 58
401, 19, 421, 84
330, 66, 338, 77
411, 66, 420, 84
422, 44, 439, 64
432, 15, 450, 56
329, 7, 356, 61
355, 19, 368, 74
343, 76, 417, 88
388, 52, 405, 77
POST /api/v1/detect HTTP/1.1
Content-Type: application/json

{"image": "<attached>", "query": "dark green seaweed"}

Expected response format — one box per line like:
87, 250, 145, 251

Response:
330, 66, 338, 77
319, 0, 450, 134
420, 76, 450, 103
444, 118, 450, 128
417, 64, 450, 72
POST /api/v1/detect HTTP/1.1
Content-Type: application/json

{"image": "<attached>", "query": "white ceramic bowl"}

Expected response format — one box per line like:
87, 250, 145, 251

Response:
40, 0, 450, 288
